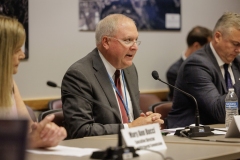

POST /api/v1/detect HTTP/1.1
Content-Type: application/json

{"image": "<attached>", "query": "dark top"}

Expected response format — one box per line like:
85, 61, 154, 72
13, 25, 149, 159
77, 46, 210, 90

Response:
166, 57, 184, 100
168, 44, 240, 128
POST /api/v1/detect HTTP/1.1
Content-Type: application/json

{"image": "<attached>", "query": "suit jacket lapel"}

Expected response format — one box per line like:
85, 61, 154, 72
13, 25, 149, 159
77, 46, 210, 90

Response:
91, 49, 122, 122
205, 44, 227, 92
123, 67, 140, 119
232, 58, 240, 84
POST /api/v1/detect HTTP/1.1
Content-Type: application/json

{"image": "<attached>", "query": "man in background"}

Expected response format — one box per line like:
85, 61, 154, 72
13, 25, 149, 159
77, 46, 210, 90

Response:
166, 26, 212, 100
168, 12, 240, 128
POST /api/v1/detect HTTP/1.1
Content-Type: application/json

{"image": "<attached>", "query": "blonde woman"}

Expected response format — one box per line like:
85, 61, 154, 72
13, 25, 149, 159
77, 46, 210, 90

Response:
0, 15, 66, 148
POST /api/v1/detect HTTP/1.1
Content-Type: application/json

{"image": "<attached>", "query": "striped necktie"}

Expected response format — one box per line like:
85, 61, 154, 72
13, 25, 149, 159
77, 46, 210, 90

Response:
114, 70, 128, 123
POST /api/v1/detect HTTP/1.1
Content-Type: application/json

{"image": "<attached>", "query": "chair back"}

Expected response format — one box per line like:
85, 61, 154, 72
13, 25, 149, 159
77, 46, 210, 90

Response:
150, 101, 172, 129
48, 99, 62, 110
0, 119, 28, 160
26, 105, 37, 122
38, 109, 64, 127
139, 93, 161, 113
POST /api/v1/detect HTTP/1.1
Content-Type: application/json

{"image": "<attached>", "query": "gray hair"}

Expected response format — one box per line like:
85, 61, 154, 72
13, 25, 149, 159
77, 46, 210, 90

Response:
213, 12, 240, 36
95, 14, 135, 45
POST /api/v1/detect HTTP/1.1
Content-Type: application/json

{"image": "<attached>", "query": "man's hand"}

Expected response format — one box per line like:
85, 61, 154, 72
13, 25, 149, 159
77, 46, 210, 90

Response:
28, 114, 67, 148
128, 112, 164, 128
140, 111, 154, 117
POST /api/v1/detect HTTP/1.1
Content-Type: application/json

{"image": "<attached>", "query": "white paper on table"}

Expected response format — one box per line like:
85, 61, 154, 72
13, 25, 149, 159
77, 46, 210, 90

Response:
27, 145, 100, 157
162, 127, 184, 136
212, 128, 227, 135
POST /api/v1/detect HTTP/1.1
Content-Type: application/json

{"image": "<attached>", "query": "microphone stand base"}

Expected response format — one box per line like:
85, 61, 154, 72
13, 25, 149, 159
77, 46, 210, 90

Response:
90, 146, 139, 160
175, 126, 214, 137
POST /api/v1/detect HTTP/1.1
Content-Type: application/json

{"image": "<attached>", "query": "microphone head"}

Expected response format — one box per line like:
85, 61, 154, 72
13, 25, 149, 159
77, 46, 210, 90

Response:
152, 70, 159, 80
46, 81, 57, 87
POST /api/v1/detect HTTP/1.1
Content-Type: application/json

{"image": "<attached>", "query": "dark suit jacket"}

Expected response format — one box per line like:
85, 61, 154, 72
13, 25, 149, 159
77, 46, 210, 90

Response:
168, 44, 240, 128
61, 48, 141, 138
166, 57, 184, 100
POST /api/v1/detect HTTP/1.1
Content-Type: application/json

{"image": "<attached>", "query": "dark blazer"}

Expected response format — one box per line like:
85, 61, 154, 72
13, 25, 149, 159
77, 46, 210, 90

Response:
166, 57, 184, 100
168, 44, 240, 128
61, 48, 141, 138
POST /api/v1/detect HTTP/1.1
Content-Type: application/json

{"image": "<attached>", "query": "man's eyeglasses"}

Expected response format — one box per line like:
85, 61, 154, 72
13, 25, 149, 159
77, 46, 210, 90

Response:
108, 37, 141, 47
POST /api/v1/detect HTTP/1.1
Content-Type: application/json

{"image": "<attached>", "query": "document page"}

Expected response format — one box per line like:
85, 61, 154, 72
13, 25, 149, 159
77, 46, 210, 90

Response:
27, 145, 99, 157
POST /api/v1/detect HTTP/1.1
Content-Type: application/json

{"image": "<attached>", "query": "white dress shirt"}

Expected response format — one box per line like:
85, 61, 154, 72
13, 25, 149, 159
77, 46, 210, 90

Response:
98, 51, 134, 127
210, 43, 235, 85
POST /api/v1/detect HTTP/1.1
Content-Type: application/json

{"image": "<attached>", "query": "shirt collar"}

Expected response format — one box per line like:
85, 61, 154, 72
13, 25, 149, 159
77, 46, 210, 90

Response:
210, 42, 232, 67
98, 50, 118, 77
181, 50, 187, 60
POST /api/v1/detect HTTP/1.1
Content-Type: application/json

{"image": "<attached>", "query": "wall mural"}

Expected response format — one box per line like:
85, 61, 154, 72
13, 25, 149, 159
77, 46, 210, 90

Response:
79, 0, 181, 31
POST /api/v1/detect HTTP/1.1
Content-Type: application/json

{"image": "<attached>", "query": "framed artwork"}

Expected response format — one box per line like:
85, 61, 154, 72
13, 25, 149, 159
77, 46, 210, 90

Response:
79, 0, 181, 31
0, 0, 29, 59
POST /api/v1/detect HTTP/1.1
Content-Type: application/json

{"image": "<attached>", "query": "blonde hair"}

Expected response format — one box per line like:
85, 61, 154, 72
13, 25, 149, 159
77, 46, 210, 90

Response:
0, 15, 25, 109
213, 12, 240, 36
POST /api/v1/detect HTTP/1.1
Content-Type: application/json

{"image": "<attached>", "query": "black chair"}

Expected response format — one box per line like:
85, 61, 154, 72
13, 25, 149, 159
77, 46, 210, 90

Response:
0, 119, 28, 160
149, 101, 172, 129
26, 105, 37, 122
38, 109, 64, 127
48, 99, 62, 110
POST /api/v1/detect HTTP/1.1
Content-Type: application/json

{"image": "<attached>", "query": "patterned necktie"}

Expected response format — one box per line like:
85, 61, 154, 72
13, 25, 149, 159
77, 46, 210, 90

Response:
114, 70, 128, 123
223, 63, 233, 90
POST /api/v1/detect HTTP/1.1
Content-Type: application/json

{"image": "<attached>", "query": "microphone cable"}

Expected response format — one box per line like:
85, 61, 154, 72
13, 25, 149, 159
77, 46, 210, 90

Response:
136, 148, 174, 160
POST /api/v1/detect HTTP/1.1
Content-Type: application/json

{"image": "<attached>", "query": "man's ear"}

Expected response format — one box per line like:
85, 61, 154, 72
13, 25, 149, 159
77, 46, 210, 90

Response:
192, 42, 201, 50
214, 31, 222, 43
102, 36, 110, 49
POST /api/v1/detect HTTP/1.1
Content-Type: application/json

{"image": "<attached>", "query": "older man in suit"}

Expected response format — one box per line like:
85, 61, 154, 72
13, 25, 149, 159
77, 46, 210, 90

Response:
168, 12, 240, 128
61, 14, 163, 138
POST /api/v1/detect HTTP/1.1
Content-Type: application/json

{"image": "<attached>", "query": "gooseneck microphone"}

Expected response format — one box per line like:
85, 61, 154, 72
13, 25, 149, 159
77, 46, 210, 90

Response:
152, 70, 200, 126
91, 124, 139, 160
151, 70, 213, 137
